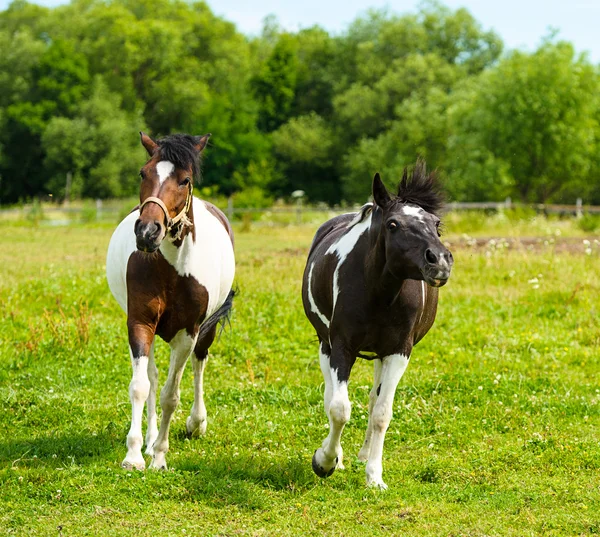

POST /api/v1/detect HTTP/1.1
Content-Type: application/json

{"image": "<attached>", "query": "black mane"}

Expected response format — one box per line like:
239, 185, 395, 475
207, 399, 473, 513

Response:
157, 134, 203, 182
396, 160, 445, 216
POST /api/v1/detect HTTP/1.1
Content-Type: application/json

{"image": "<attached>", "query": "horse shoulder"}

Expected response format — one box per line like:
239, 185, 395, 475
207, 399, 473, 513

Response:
106, 210, 139, 312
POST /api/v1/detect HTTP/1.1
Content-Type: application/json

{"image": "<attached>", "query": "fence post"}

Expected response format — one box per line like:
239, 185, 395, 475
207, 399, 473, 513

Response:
96, 199, 102, 221
504, 197, 512, 210
576, 197, 583, 219
227, 196, 233, 221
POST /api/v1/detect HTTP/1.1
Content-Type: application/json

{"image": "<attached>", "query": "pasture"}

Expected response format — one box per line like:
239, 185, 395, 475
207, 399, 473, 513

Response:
0, 213, 599, 536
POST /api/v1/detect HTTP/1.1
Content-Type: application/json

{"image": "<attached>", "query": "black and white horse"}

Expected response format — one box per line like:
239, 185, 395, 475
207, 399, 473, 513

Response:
301, 162, 453, 489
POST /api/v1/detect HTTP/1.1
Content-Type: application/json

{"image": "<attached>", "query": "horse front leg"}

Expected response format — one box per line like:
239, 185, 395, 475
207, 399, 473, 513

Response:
149, 330, 196, 470
312, 340, 355, 478
365, 352, 410, 489
123, 323, 155, 470
357, 358, 383, 461
145, 343, 158, 456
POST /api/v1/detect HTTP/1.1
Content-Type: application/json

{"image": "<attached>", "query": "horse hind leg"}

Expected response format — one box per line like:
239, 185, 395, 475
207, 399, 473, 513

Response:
149, 330, 195, 471
186, 326, 216, 437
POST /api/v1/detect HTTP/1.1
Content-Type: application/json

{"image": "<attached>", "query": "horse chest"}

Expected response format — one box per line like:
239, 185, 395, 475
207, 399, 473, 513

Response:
126, 252, 209, 342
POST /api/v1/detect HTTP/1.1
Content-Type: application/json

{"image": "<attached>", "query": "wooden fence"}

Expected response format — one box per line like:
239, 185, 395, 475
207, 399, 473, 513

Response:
1, 197, 599, 225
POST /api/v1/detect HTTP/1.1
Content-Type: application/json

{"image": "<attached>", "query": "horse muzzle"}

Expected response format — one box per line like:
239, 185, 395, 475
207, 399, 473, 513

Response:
134, 219, 165, 253
421, 247, 453, 287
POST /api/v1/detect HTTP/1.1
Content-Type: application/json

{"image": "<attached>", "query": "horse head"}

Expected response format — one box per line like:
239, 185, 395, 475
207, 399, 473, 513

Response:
371, 162, 453, 287
135, 132, 210, 252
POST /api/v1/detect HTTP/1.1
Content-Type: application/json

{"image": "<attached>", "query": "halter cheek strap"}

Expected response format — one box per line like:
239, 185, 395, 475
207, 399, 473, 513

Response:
139, 183, 193, 233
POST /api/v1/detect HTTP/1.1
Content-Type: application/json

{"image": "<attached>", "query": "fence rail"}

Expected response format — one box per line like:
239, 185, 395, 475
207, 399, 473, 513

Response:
1, 198, 599, 222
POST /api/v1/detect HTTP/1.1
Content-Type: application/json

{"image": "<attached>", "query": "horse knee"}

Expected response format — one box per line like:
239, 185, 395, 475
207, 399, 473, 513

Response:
130, 377, 150, 402
329, 394, 351, 427
371, 404, 392, 433
160, 391, 179, 414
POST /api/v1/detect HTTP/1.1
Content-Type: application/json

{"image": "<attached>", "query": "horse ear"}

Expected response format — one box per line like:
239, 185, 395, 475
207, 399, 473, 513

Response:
194, 133, 211, 152
140, 132, 157, 156
372, 173, 391, 208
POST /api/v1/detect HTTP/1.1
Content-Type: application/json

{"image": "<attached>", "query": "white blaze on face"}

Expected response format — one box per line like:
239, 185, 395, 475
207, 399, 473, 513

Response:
401, 204, 425, 222
156, 161, 175, 184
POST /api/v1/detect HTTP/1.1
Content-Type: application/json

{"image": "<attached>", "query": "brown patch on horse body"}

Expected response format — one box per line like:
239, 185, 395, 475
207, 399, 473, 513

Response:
204, 201, 234, 246
126, 251, 208, 347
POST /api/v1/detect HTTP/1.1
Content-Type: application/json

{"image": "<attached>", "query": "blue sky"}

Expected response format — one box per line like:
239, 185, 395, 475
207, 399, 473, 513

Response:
2, 0, 599, 62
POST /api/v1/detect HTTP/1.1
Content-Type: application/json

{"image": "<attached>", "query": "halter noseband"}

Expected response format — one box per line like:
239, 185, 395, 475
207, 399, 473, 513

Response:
139, 182, 193, 235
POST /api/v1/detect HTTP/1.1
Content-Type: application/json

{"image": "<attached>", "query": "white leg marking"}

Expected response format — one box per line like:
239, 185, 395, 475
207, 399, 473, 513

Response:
307, 263, 330, 328
314, 364, 351, 473
145, 343, 158, 456
150, 330, 196, 470
357, 359, 383, 461
123, 351, 150, 470
365, 353, 410, 489
156, 161, 174, 184
187, 355, 208, 437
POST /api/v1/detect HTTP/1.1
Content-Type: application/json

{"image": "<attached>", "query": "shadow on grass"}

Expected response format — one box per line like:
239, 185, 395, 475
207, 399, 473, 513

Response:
0, 430, 119, 467
174, 453, 319, 509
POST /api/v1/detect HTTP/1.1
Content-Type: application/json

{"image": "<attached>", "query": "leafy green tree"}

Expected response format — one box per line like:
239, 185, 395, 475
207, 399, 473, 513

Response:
448, 41, 600, 202
252, 34, 298, 132
42, 78, 143, 199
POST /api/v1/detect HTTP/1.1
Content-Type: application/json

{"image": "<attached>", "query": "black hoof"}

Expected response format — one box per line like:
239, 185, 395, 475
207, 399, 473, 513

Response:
312, 451, 337, 478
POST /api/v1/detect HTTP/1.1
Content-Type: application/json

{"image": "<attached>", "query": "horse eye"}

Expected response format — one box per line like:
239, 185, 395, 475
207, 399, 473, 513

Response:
387, 221, 398, 231
181, 177, 190, 187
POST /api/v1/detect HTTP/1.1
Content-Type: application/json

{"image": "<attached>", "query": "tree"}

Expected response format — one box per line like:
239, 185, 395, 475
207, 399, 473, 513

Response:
447, 41, 600, 202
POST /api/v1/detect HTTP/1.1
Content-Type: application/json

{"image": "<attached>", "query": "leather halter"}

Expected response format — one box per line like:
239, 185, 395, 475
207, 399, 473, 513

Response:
139, 182, 193, 233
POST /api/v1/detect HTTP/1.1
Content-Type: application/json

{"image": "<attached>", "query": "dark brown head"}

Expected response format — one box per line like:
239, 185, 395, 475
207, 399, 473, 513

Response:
135, 132, 210, 252
372, 162, 453, 287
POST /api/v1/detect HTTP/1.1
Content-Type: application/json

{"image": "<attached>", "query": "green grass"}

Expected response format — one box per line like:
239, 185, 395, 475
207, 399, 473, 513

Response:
0, 219, 599, 536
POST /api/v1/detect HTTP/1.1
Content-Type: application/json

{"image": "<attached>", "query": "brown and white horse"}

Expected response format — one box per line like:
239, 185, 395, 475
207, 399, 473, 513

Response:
302, 162, 453, 488
106, 132, 235, 470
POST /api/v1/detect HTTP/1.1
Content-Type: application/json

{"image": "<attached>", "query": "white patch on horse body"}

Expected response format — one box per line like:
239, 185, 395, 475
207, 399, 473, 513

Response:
160, 198, 235, 319
106, 209, 140, 313
402, 204, 425, 222
326, 211, 372, 316
418, 281, 426, 325
347, 203, 373, 227
307, 263, 330, 328
365, 353, 409, 489
156, 161, 175, 184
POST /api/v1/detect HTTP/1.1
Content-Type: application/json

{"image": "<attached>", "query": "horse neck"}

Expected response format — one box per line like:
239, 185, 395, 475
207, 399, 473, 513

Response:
160, 200, 195, 263
365, 224, 405, 301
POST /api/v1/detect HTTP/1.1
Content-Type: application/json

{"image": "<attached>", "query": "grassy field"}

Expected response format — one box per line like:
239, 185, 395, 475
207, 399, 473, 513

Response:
0, 214, 599, 536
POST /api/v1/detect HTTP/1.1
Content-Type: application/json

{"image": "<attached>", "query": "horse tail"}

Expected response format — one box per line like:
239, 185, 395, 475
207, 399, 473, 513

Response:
197, 288, 236, 342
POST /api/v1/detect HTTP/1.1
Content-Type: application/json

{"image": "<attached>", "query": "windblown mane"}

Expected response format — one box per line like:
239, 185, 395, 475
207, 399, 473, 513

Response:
396, 160, 445, 216
157, 134, 203, 182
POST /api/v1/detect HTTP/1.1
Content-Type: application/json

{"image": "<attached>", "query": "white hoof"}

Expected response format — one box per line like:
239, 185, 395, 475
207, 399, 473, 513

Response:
186, 416, 207, 437
121, 457, 146, 471
367, 478, 388, 490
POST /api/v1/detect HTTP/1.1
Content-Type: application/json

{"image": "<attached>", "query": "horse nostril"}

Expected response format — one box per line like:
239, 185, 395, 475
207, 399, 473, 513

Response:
425, 248, 438, 265
153, 220, 162, 235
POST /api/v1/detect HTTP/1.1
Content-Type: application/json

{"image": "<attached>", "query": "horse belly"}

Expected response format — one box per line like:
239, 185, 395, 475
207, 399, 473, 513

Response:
106, 210, 139, 313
